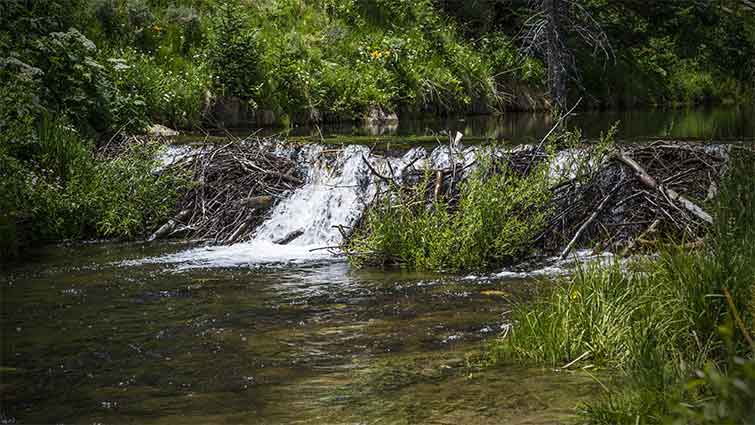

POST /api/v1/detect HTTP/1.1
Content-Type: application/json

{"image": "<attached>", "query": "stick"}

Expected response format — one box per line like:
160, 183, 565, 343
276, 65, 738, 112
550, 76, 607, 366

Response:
614, 151, 713, 224
361, 155, 394, 185
560, 186, 618, 260
561, 351, 591, 369
621, 219, 660, 256
224, 221, 249, 245
524, 97, 582, 174
148, 209, 190, 242
723, 287, 755, 351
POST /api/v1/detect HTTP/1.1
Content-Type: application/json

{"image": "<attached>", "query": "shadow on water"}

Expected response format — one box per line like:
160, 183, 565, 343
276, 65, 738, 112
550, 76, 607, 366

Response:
1, 242, 603, 424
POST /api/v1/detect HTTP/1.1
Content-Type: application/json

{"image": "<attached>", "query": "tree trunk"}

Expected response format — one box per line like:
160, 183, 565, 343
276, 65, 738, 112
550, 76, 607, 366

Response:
545, 0, 567, 112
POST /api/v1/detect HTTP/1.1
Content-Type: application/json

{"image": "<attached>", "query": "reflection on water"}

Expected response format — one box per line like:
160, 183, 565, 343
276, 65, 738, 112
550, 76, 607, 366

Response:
266, 105, 755, 143
1, 242, 602, 424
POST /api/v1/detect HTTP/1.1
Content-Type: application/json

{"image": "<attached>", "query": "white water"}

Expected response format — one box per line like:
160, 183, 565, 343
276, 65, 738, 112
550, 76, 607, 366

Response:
141, 144, 415, 268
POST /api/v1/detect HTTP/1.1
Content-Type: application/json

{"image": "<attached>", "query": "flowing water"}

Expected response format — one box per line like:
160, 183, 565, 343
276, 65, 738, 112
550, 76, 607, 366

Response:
1, 143, 604, 424
8, 106, 741, 423
1, 243, 602, 424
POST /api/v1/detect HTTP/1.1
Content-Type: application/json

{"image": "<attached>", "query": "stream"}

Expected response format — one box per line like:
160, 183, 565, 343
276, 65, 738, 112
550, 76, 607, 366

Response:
3, 106, 751, 424
1, 243, 600, 424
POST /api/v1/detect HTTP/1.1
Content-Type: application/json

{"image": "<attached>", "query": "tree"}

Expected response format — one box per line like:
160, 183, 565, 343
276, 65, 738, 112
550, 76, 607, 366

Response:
521, 0, 612, 111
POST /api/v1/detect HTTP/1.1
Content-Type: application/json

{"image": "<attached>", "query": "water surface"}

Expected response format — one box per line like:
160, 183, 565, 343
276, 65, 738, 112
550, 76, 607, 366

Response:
1, 242, 601, 424
249, 105, 755, 144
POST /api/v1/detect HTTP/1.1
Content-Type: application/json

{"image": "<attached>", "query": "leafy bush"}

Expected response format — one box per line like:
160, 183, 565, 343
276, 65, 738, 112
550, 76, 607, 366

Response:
109, 49, 209, 128
348, 150, 552, 271
207, 2, 264, 104
0, 58, 44, 157
675, 356, 755, 425
29, 28, 149, 134
0, 117, 186, 259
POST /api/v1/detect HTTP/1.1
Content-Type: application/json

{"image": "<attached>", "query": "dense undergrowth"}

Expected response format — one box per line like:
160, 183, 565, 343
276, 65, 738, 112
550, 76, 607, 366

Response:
0, 116, 186, 261
491, 151, 755, 424
347, 149, 552, 270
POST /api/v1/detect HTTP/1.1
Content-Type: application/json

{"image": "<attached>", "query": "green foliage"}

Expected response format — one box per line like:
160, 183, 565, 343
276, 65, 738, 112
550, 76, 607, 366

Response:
25, 28, 150, 134
32, 29, 110, 132
207, 2, 264, 104
348, 151, 551, 271
201, 0, 507, 119
0, 117, 186, 261
0, 58, 44, 157
493, 149, 755, 424
83, 142, 186, 238
675, 356, 755, 425
578, 1, 755, 106
109, 49, 209, 128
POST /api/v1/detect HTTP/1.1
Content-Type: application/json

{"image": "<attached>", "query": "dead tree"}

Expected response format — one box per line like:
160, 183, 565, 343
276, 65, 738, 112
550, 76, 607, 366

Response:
521, 0, 613, 112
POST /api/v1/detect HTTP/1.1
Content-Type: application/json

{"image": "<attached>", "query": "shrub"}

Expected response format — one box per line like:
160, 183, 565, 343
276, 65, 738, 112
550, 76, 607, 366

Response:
348, 149, 552, 271
0, 58, 44, 157
0, 115, 186, 259
109, 49, 209, 128
207, 2, 264, 103
30, 28, 149, 135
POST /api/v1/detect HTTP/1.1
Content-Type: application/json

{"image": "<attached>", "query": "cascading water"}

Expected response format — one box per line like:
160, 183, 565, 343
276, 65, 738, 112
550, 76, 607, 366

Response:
143, 144, 408, 268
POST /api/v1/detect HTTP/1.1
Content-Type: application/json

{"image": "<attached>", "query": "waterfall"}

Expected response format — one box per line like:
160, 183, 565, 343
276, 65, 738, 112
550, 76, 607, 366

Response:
143, 144, 409, 268
132, 140, 552, 269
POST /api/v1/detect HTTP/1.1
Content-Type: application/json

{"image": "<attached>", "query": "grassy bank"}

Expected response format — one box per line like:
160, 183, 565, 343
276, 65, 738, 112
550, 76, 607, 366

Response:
491, 150, 755, 424
0, 117, 186, 262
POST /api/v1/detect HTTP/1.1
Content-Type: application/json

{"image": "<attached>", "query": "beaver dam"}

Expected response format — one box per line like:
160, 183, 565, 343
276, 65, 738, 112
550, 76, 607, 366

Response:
140, 131, 734, 269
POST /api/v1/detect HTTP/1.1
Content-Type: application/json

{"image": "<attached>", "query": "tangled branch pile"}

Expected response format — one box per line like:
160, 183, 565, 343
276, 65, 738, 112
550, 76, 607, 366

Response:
544, 142, 728, 257
347, 134, 733, 270
151, 138, 303, 243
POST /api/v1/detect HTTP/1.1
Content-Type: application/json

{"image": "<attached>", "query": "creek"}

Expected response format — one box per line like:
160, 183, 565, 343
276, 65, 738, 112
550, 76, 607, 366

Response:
3, 106, 750, 424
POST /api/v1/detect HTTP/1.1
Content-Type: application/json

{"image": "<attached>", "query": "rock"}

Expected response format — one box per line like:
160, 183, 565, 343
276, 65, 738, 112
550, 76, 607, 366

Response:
147, 124, 179, 137
274, 229, 304, 245
211, 96, 257, 127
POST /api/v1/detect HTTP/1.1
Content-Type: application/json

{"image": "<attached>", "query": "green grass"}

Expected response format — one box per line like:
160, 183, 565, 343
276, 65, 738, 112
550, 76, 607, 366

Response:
491, 150, 755, 424
1, 117, 187, 260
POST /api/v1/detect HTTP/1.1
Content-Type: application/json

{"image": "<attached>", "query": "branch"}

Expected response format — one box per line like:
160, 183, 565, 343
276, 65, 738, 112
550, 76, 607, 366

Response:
613, 151, 713, 224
